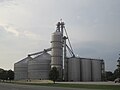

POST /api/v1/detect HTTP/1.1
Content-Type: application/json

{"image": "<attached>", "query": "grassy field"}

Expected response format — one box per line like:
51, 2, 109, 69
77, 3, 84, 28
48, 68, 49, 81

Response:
8, 81, 120, 90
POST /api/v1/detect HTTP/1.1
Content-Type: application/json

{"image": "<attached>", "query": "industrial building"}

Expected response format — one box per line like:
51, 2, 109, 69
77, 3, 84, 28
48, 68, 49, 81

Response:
14, 21, 105, 81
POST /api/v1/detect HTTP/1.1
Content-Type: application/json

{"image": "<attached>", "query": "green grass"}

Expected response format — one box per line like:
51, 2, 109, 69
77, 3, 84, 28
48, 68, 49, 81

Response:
32, 83, 120, 90
7, 82, 120, 90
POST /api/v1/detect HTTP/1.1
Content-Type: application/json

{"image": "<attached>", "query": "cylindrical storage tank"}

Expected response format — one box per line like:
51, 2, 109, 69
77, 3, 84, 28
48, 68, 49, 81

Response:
28, 52, 51, 80
51, 57, 62, 65
64, 57, 69, 81
14, 56, 32, 80
51, 31, 63, 79
81, 58, 92, 81
52, 48, 63, 57
92, 59, 102, 81
101, 60, 105, 81
68, 57, 80, 81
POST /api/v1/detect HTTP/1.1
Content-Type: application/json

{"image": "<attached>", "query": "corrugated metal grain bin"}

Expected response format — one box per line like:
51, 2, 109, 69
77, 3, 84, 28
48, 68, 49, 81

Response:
28, 52, 51, 80
68, 57, 80, 81
14, 56, 32, 80
81, 58, 92, 81
92, 59, 102, 81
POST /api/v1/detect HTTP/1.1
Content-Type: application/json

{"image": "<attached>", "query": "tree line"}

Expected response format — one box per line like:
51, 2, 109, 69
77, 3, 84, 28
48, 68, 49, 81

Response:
105, 58, 120, 81
0, 68, 14, 81
105, 68, 120, 81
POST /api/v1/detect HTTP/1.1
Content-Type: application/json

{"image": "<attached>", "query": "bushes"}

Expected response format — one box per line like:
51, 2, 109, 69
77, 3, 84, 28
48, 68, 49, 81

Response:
0, 68, 14, 81
49, 67, 59, 84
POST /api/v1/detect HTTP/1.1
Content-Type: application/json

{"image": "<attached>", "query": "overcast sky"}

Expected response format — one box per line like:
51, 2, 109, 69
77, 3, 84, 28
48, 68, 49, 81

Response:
0, 0, 120, 72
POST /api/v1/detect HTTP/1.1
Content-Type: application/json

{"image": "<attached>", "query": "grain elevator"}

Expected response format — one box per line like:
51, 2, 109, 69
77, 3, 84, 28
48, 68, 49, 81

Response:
14, 21, 105, 81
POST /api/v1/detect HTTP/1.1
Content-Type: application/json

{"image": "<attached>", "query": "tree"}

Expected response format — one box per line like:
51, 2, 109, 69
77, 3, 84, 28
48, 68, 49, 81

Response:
7, 70, 14, 81
105, 71, 115, 81
0, 69, 7, 81
0, 68, 14, 82
114, 69, 120, 78
116, 54, 120, 78
0, 68, 4, 80
49, 67, 59, 84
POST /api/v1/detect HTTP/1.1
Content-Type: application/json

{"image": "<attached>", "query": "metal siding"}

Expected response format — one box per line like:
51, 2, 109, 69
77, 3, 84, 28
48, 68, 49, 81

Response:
14, 57, 32, 80
68, 58, 80, 81
81, 58, 92, 81
92, 60, 102, 81
28, 53, 51, 80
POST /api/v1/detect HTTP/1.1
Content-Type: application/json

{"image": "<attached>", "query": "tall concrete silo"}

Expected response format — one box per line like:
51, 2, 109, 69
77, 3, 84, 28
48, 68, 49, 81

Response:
101, 60, 105, 80
92, 59, 103, 81
51, 30, 63, 79
68, 57, 81, 81
14, 56, 32, 80
28, 52, 51, 80
81, 58, 92, 81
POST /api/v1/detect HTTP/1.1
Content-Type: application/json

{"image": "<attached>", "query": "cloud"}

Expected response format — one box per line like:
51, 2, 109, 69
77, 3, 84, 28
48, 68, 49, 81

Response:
4, 25, 19, 36
0, 23, 39, 40
22, 30, 39, 40
0, 23, 19, 36
0, 0, 120, 71
0, 0, 16, 7
0, 0, 13, 3
0, 0, 9, 3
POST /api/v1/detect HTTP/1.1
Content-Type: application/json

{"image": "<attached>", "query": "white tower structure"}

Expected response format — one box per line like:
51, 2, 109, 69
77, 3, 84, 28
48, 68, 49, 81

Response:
51, 21, 64, 80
